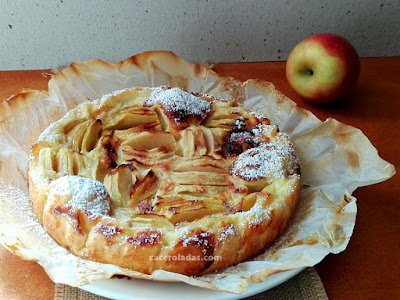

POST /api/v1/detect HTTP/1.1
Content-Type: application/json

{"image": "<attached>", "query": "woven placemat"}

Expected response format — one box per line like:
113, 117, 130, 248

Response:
54, 267, 328, 300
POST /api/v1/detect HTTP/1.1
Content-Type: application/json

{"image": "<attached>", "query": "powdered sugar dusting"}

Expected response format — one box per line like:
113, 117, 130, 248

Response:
230, 143, 299, 180
250, 124, 278, 140
131, 232, 159, 245
219, 224, 238, 241
98, 224, 122, 239
234, 117, 246, 129
0, 181, 56, 243
0, 182, 38, 223
37, 121, 65, 143
99, 88, 134, 104
196, 93, 232, 102
145, 87, 212, 120
229, 131, 253, 141
181, 231, 214, 257
182, 235, 202, 247
49, 175, 111, 219
28, 166, 49, 190
182, 231, 210, 247
250, 111, 266, 119
240, 203, 271, 226
126, 230, 161, 248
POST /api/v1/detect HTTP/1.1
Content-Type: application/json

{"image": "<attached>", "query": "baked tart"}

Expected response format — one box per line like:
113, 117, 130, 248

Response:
28, 86, 300, 276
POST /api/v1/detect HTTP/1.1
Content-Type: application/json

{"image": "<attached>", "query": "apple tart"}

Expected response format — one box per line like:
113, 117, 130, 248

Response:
28, 86, 301, 276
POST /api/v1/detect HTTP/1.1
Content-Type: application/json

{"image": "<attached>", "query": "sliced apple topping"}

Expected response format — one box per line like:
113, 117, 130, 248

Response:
37, 147, 57, 174
81, 119, 102, 152
241, 192, 258, 212
103, 107, 160, 130
56, 148, 88, 177
177, 126, 208, 157
117, 131, 177, 165
122, 131, 175, 151
203, 103, 263, 129
144, 87, 212, 136
67, 119, 91, 152
65, 119, 102, 153
153, 195, 225, 224
174, 157, 228, 173
173, 184, 227, 197
129, 170, 159, 206
103, 164, 140, 207
171, 171, 229, 186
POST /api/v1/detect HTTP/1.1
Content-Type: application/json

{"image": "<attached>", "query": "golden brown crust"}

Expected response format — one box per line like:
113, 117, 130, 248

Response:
28, 86, 300, 276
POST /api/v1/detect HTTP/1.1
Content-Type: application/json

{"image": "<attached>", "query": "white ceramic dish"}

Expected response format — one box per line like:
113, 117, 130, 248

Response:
81, 268, 303, 300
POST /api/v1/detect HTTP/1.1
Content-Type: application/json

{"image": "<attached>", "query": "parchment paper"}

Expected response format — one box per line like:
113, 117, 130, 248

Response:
0, 51, 395, 294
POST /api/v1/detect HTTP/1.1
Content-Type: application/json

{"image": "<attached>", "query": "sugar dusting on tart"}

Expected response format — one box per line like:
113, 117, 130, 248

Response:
230, 143, 299, 180
48, 175, 111, 219
145, 87, 212, 121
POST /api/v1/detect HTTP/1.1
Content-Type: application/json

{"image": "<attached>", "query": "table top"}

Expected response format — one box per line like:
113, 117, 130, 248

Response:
0, 57, 399, 300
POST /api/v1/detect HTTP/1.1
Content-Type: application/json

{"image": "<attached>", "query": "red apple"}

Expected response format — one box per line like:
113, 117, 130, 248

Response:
286, 33, 360, 104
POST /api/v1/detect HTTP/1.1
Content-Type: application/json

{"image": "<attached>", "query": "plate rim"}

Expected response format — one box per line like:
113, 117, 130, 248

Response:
80, 267, 305, 300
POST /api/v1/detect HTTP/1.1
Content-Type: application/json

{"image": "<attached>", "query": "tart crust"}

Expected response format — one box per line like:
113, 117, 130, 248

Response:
28, 86, 300, 276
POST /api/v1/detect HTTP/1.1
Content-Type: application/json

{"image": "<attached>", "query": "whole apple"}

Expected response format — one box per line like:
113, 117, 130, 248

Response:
286, 33, 360, 104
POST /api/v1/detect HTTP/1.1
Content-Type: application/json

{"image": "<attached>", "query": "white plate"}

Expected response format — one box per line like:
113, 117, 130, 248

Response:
81, 268, 304, 300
